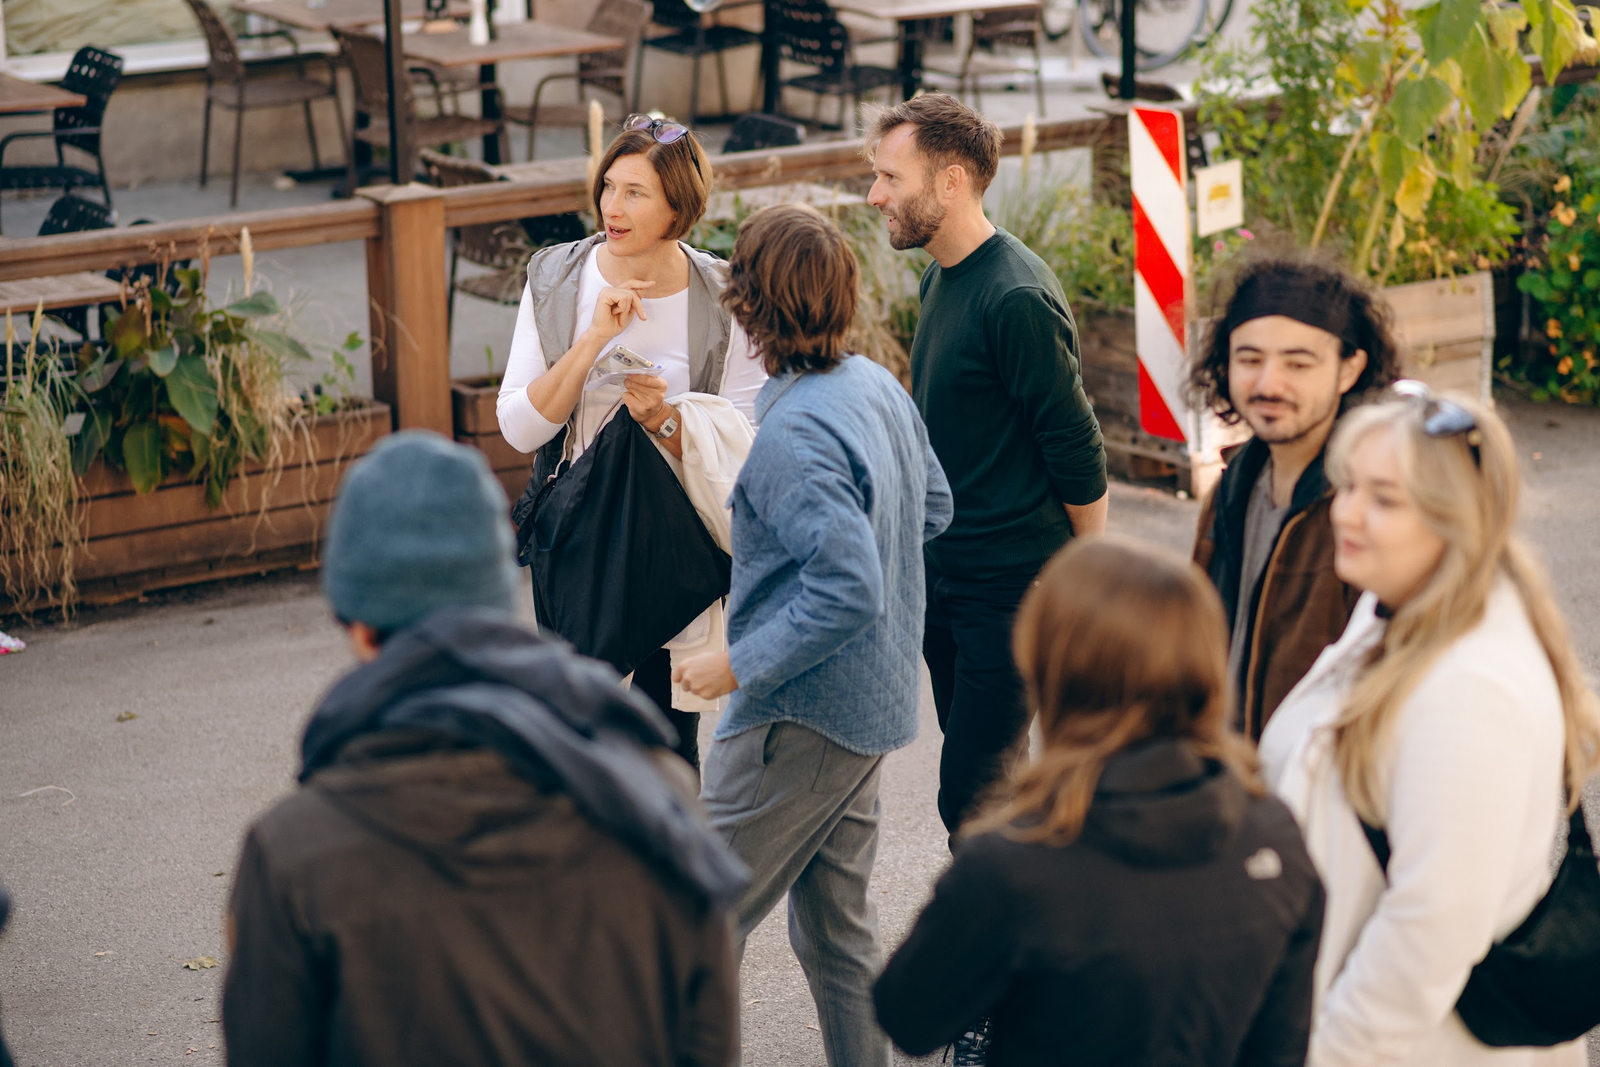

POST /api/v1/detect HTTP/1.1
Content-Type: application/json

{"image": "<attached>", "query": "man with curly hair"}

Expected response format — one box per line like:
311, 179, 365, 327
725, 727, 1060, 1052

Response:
1189, 255, 1400, 739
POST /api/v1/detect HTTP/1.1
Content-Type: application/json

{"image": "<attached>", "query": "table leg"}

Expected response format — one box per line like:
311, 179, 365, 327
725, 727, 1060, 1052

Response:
761, 0, 781, 114
898, 20, 926, 102
480, 62, 504, 165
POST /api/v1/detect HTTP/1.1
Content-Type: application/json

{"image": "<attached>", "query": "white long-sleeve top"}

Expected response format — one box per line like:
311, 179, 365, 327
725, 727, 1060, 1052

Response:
1260, 581, 1581, 1067
496, 248, 766, 459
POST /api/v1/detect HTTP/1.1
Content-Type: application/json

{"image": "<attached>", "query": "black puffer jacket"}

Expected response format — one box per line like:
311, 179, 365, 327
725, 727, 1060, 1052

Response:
0, 878, 12, 1067
874, 740, 1325, 1066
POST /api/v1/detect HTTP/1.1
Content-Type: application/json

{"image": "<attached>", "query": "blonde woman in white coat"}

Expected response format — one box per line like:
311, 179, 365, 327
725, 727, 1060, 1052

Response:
1259, 383, 1600, 1067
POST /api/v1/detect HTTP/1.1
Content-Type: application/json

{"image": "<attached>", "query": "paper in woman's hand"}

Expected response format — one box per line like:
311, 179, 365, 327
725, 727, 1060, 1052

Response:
586, 344, 665, 391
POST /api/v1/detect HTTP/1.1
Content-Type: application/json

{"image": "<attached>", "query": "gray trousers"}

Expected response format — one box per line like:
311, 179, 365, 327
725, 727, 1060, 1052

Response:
701, 721, 890, 1067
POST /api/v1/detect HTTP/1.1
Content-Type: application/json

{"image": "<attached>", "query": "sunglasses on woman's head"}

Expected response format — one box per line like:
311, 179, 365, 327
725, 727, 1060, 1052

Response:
1389, 379, 1483, 464
623, 114, 690, 145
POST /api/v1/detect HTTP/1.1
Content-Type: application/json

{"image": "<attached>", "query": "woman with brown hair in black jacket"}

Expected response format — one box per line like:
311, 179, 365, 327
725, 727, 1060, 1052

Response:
874, 537, 1325, 1066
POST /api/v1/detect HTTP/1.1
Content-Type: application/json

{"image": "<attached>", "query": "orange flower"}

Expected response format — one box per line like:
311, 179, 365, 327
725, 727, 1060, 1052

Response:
1569, 253, 1584, 272
1558, 356, 1574, 375
1554, 174, 1572, 193
1547, 318, 1564, 338
1553, 203, 1578, 226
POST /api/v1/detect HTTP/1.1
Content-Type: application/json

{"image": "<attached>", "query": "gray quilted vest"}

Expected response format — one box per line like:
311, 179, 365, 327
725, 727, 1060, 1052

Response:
523, 232, 733, 394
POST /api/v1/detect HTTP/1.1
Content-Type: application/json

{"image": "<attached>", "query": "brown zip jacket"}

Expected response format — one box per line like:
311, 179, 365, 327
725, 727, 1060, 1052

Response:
1193, 437, 1363, 740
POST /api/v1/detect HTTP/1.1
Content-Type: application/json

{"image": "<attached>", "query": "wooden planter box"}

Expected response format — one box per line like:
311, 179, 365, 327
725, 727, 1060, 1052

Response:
1383, 270, 1495, 402
17, 402, 392, 610
452, 376, 530, 503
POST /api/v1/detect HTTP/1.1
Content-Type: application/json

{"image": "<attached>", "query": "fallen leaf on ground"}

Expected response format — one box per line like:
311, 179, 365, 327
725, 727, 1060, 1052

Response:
805, 1023, 820, 1031
94, 951, 112, 957
147, 1031, 158, 1036
114, 711, 137, 722
212, 871, 225, 877
181, 957, 218, 970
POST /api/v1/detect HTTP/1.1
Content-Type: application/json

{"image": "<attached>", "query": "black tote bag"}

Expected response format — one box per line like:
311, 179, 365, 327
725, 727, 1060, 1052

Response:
1362, 806, 1600, 1047
511, 408, 731, 679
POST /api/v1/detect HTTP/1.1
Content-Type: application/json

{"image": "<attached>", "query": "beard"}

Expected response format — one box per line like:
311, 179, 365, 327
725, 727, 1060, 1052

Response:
886, 187, 946, 250
1242, 387, 1343, 446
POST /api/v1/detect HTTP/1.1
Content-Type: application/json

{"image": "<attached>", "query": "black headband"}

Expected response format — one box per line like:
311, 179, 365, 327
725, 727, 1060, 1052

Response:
1223, 274, 1364, 352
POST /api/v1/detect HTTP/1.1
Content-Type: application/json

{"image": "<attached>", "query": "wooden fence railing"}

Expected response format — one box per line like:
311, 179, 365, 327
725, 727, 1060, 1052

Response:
0, 111, 1171, 434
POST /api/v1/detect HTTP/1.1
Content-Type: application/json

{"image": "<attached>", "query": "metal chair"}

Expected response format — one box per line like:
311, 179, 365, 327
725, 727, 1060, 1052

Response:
770, 0, 898, 132
420, 149, 586, 337
332, 26, 506, 186
0, 46, 123, 235
185, 0, 348, 208
721, 111, 805, 152
504, 0, 647, 161
926, 6, 1046, 116
31, 194, 115, 338
633, 0, 763, 126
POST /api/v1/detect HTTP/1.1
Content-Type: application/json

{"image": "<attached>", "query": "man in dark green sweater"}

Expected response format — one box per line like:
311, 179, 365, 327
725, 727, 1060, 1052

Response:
865, 94, 1108, 841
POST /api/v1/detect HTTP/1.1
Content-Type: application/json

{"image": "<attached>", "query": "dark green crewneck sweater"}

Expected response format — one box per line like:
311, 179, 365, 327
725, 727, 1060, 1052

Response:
911, 228, 1107, 580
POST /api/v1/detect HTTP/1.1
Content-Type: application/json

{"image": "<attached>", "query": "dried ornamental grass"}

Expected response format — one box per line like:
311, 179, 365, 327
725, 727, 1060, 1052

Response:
1, 306, 83, 614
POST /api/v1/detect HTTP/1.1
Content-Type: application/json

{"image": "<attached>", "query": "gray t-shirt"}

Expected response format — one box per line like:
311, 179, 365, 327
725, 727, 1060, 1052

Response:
1227, 462, 1291, 695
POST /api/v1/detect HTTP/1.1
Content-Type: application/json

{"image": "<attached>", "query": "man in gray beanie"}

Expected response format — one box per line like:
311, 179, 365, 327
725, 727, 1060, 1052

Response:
223, 432, 744, 1067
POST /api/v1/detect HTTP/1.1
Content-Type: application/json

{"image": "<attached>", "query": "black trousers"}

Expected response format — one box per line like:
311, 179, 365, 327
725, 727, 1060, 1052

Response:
923, 566, 1038, 839
633, 647, 702, 773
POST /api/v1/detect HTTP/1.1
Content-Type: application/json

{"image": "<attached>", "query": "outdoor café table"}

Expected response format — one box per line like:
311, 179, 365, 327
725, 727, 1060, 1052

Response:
401, 21, 625, 165
0, 72, 87, 116
231, 0, 465, 32
763, 0, 1041, 108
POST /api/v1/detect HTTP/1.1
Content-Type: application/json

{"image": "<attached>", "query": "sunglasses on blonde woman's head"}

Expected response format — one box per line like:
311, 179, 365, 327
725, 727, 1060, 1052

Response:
623, 114, 690, 145
1389, 379, 1484, 465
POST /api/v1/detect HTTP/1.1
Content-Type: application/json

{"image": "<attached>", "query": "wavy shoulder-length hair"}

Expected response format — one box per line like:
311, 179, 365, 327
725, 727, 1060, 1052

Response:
966, 537, 1263, 846
1326, 396, 1600, 821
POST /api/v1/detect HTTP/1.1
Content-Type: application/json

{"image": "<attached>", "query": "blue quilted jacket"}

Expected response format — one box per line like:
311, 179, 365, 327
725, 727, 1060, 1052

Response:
716, 356, 952, 756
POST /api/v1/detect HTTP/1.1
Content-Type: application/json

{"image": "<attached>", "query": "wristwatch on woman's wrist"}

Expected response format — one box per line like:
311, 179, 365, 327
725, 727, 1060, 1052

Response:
651, 408, 679, 440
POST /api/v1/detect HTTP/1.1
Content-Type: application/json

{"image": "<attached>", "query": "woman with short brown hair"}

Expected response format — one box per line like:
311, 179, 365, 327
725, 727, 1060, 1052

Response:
874, 537, 1325, 1066
497, 115, 767, 770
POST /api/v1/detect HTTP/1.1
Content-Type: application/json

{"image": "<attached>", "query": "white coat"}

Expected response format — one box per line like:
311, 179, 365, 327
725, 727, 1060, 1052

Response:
654, 392, 754, 714
1259, 580, 1581, 1067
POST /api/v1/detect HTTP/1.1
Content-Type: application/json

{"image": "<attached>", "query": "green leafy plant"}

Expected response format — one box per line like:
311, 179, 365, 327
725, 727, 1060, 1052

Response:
71, 268, 334, 506
1517, 165, 1600, 401
1199, 0, 1594, 286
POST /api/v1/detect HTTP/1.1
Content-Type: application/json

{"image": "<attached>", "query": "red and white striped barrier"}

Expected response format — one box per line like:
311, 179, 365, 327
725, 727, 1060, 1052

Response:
1130, 106, 1191, 444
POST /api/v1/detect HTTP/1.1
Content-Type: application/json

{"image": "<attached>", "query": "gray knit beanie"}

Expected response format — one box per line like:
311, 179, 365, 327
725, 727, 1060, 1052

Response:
321, 431, 518, 633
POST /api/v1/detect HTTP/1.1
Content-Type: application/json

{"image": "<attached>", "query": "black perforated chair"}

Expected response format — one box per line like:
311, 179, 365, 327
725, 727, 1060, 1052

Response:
31, 194, 115, 337
722, 111, 805, 152
633, 0, 763, 125
34, 198, 191, 342
770, 0, 898, 132
0, 46, 123, 235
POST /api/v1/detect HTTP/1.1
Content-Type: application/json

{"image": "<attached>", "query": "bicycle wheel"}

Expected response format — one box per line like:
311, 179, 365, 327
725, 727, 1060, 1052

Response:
1042, 0, 1077, 41
1079, 0, 1211, 70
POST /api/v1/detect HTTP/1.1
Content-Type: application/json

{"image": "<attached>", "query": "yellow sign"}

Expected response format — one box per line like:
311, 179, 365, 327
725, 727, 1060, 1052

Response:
1195, 159, 1244, 237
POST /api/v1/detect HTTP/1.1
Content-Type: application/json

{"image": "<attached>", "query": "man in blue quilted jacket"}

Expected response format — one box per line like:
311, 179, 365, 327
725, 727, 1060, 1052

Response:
676, 205, 952, 1067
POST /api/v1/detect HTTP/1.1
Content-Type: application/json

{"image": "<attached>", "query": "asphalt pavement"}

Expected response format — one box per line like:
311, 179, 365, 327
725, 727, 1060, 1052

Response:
1, 397, 1597, 1066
